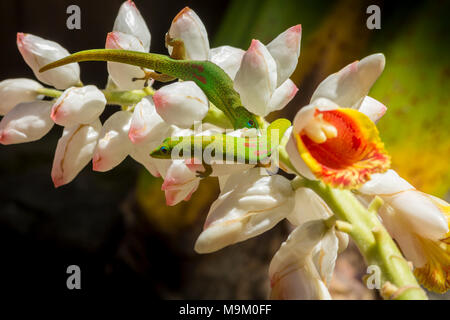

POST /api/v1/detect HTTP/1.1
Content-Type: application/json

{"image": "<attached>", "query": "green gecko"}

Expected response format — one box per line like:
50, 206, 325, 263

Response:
150, 118, 291, 178
39, 49, 260, 130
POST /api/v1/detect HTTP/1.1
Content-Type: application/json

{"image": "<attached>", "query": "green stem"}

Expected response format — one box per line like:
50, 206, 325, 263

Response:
202, 103, 234, 129
291, 177, 428, 300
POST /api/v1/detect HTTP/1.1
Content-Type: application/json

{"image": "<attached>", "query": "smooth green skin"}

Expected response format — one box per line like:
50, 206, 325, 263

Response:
39, 49, 259, 130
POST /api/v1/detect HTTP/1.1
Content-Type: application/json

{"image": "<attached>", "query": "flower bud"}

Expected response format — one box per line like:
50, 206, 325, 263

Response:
168, 7, 210, 60
0, 78, 43, 115
267, 25, 302, 87
113, 0, 151, 52
0, 101, 53, 145
210, 46, 244, 79
92, 111, 133, 172
161, 159, 200, 206
17, 33, 80, 90
234, 40, 277, 116
51, 85, 106, 127
51, 119, 101, 187
153, 81, 209, 128
105, 31, 152, 90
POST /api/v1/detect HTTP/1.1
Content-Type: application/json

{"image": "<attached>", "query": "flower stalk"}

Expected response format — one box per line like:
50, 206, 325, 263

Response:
291, 177, 428, 300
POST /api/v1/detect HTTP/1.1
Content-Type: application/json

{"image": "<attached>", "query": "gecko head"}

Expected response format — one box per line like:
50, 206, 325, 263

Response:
234, 107, 260, 130
150, 138, 173, 159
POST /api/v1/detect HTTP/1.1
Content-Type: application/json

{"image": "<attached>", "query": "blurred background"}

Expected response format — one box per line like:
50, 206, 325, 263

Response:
0, 0, 448, 298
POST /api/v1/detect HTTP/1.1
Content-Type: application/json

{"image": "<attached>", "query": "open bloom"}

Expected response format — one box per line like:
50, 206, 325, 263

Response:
105, 31, 152, 90
51, 119, 101, 187
286, 54, 390, 188
17, 33, 80, 89
359, 170, 450, 293
113, 0, 151, 52
0, 78, 43, 115
0, 101, 54, 145
194, 168, 295, 253
167, 7, 210, 60
153, 81, 209, 128
51, 85, 106, 127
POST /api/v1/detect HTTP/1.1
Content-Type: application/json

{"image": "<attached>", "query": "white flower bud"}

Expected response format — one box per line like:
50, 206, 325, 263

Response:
0, 78, 43, 115
267, 25, 302, 87
153, 81, 209, 128
195, 168, 295, 253
113, 0, 151, 52
51, 85, 106, 127
51, 119, 101, 187
92, 111, 133, 172
168, 7, 210, 60
210, 46, 245, 79
105, 31, 151, 90
161, 159, 200, 206
234, 40, 277, 116
0, 101, 54, 145
17, 33, 80, 90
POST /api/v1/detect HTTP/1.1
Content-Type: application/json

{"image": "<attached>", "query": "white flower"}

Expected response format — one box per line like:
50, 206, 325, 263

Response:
269, 219, 336, 300
92, 111, 133, 172
194, 168, 295, 253
286, 54, 390, 188
0, 78, 43, 115
161, 159, 200, 206
17, 33, 80, 89
358, 169, 450, 292
210, 46, 245, 79
51, 85, 106, 127
105, 31, 152, 90
153, 81, 209, 128
113, 0, 151, 52
0, 101, 54, 145
167, 7, 210, 60
51, 119, 101, 187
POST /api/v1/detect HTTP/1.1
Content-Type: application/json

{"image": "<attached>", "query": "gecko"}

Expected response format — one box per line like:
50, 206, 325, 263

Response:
39, 48, 260, 130
150, 118, 291, 178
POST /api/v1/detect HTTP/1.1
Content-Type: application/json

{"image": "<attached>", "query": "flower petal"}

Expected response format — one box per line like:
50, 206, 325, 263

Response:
194, 168, 294, 253
267, 25, 302, 87
267, 79, 298, 114
234, 40, 277, 116
17, 33, 80, 89
92, 111, 133, 171
161, 159, 200, 206
113, 0, 151, 52
51, 119, 101, 187
0, 78, 43, 115
51, 85, 106, 127
153, 81, 209, 128
168, 7, 210, 60
0, 101, 53, 145
210, 45, 245, 79
311, 53, 385, 109
358, 96, 387, 123
105, 31, 152, 90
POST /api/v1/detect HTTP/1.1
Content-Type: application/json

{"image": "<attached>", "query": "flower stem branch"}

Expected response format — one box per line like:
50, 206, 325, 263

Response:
291, 177, 428, 300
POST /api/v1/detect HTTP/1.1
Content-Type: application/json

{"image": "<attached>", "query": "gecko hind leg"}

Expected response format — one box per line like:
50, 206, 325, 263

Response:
165, 33, 187, 60
132, 68, 176, 86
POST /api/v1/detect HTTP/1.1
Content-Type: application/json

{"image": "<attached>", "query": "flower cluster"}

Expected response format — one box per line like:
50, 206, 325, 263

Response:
1, 0, 448, 299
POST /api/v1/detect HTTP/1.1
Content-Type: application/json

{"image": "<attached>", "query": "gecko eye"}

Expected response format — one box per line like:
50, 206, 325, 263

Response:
160, 146, 169, 154
247, 120, 255, 128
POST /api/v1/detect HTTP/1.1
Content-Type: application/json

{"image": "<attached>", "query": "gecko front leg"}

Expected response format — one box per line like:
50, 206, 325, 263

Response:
165, 33, 187, 60
132, 68, 176, 86
195, 162, 213, 179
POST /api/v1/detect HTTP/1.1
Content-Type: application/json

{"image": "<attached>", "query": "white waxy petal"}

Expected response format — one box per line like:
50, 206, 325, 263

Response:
359, 170, 413, 195
267, 79, 299, 115
234, 39, 277, 116
358, 96, 387, 123
161, 159, 200, 206
210, 45, 245, 79
285, 124, 316, 180
92, 111, 133, 172
288, 188, 331, 226
0, 78, 43, 115
105, 31, 151, 90
51, 85, 106, 127
194, 168, 295, 253
51, 119, 101, 187
168, 7, 210, 60
113, 0, 151, 52
153, 81, 209, 128
17, 33, 80, 90
0, 101, 54, 145
267, 25, 302, 87
310, 53, 385, 109
128, 97, 171, 146
130, 145, 160, 177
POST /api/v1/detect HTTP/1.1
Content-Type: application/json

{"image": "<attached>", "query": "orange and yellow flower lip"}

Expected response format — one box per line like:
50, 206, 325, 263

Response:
294, 108, 390, 188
